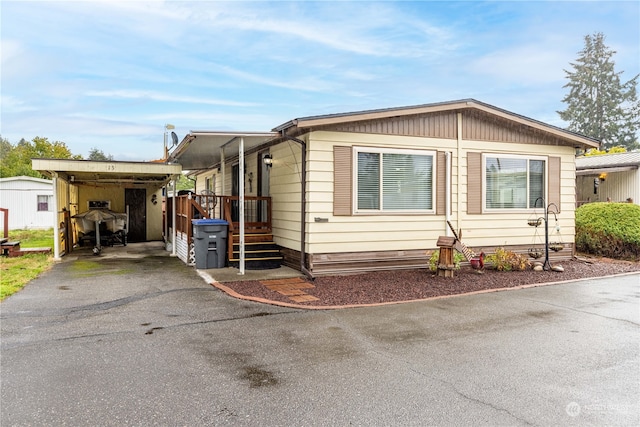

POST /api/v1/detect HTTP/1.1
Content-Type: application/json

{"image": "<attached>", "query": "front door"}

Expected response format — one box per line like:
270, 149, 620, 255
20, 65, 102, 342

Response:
125, 188, 146, 242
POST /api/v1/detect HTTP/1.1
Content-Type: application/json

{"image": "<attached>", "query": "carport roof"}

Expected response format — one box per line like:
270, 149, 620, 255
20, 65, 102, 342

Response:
32, 158, 182, 186
575, 152, 640, 175
168, 131, 279, 170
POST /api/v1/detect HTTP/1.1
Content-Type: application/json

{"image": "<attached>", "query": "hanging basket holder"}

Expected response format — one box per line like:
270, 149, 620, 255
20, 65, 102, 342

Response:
549, 242, 564, 252
528, 248, 543, 259
527, 218, 542, 227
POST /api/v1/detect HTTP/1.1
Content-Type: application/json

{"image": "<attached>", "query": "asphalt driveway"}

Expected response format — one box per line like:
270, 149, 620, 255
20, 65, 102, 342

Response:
1, 243, 638, 426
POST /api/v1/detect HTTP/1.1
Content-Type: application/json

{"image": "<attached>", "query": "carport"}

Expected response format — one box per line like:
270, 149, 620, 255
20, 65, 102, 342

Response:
168, 131, 279, 274
32, 158, 182, 260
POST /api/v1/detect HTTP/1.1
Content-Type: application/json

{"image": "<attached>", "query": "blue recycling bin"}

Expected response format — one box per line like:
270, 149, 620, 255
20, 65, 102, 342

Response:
192, 219, 228, 269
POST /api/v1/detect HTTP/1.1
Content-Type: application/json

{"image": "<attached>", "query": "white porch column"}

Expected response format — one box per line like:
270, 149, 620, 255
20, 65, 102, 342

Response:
52, 172, 61, 260
172, 176, 177, 257
238, 137, 245, 275
164, 183, 168, 245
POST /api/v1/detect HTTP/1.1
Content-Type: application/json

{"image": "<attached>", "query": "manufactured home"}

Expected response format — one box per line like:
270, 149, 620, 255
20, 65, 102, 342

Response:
0, 176, 54, 230
576, 152, 640, 205
169, 99, 599, 276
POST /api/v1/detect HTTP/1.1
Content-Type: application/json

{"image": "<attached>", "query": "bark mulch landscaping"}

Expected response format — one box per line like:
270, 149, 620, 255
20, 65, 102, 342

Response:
218, 256, 640, 308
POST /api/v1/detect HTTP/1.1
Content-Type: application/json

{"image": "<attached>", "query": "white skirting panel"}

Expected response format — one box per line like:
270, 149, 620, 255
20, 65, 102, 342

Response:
176, 231, 194, 265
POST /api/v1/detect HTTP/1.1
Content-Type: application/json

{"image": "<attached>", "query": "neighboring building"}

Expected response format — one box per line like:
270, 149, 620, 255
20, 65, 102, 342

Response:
0, 176, 54, 230
170, 99, 600, 276
576, 152, 640, 206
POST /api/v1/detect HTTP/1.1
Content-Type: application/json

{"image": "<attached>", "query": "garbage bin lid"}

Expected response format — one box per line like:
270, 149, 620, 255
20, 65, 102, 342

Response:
192, 219, 228, 225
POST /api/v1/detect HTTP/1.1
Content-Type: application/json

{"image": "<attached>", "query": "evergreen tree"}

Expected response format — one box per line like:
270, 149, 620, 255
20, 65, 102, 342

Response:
88, 147, 114, 161
558, 32, 639, 150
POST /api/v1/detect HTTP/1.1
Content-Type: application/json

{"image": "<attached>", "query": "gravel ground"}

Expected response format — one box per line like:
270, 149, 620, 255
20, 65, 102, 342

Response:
220, 256, 640, 307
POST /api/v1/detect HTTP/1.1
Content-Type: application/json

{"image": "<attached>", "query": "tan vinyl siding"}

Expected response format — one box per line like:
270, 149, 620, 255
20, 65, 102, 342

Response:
267, 128, 578, 274
192, 169, 223, 197
271, 131, 457, 256
457, 147, 575, 251
270, 140, 303, 249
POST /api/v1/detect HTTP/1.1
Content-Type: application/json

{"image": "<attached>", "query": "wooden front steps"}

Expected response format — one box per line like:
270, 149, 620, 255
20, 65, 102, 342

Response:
229, 232, 282, 270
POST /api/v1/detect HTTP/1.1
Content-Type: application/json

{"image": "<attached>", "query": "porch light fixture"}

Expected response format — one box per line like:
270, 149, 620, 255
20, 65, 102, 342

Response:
263, 154, 273, 167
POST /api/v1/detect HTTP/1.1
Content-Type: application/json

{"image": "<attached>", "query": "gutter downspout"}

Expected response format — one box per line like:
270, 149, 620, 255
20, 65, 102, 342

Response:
52, 172, 61, 261
172, 176, 177, 257
164, 182, 169, 246
281, 132, 314, 280
445, 151, 451, 235
456, 112, 463, 231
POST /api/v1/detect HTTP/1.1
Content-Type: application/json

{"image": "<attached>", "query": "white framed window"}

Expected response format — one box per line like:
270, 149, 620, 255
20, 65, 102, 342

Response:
483, 154, 546, 210
37, 195, 52, 212
205, 175, 216, 194
354, 147, 435, 213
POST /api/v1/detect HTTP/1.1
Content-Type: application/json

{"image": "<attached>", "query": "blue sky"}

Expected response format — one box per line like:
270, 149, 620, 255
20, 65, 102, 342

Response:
2, 1, 638, 162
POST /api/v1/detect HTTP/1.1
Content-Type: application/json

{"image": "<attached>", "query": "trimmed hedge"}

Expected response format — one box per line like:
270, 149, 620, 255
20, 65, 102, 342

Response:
575, 202, 640, 260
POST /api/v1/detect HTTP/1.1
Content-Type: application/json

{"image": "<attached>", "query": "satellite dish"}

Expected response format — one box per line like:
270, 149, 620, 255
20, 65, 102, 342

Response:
171, 131, 179, 147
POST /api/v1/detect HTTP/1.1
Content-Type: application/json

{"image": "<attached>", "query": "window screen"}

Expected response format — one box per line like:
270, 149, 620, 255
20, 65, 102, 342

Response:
357, 149, 434, 212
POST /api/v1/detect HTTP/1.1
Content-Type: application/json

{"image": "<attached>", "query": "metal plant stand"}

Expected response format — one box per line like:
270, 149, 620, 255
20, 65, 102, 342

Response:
531, 198, 560, 271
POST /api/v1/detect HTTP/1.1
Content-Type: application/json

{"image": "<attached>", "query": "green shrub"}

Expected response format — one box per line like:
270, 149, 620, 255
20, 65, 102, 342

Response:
429, 250, 465, 272
575, 203, 640, 260
485, 248, 531, 271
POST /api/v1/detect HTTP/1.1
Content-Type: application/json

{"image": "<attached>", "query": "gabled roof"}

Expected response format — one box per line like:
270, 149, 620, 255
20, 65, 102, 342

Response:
273, 98, 600, 149
576, 152, 640, 175
169, 99, 601, 170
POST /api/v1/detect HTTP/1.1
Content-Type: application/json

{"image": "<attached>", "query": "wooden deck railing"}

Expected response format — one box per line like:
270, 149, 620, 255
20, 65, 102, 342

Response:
172, 194, 272, 262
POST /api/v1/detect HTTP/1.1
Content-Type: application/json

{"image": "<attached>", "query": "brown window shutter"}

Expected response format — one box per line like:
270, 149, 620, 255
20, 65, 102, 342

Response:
548, 156, 561, 212
334, 146, 352, 216
467, 152, 482, 214
436, 151, 446, 215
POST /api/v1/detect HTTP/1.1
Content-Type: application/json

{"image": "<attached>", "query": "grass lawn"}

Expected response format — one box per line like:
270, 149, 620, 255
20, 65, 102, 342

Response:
1, 229, 55, 301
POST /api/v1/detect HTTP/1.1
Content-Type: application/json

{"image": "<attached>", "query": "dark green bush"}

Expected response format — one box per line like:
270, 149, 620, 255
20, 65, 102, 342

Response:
575, 202, 640, 260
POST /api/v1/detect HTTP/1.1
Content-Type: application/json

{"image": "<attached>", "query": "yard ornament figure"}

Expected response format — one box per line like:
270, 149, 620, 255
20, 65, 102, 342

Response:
447, 221, 485, 270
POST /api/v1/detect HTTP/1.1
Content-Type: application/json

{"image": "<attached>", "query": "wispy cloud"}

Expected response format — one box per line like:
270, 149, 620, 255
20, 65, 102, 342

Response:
85, 90, 259, 107
469, 44, 572, 85
0, 96, 38, 114
1, 1, 637, 161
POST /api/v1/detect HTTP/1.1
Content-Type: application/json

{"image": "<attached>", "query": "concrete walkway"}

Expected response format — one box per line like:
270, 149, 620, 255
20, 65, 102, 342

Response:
1, 243, 638, 426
